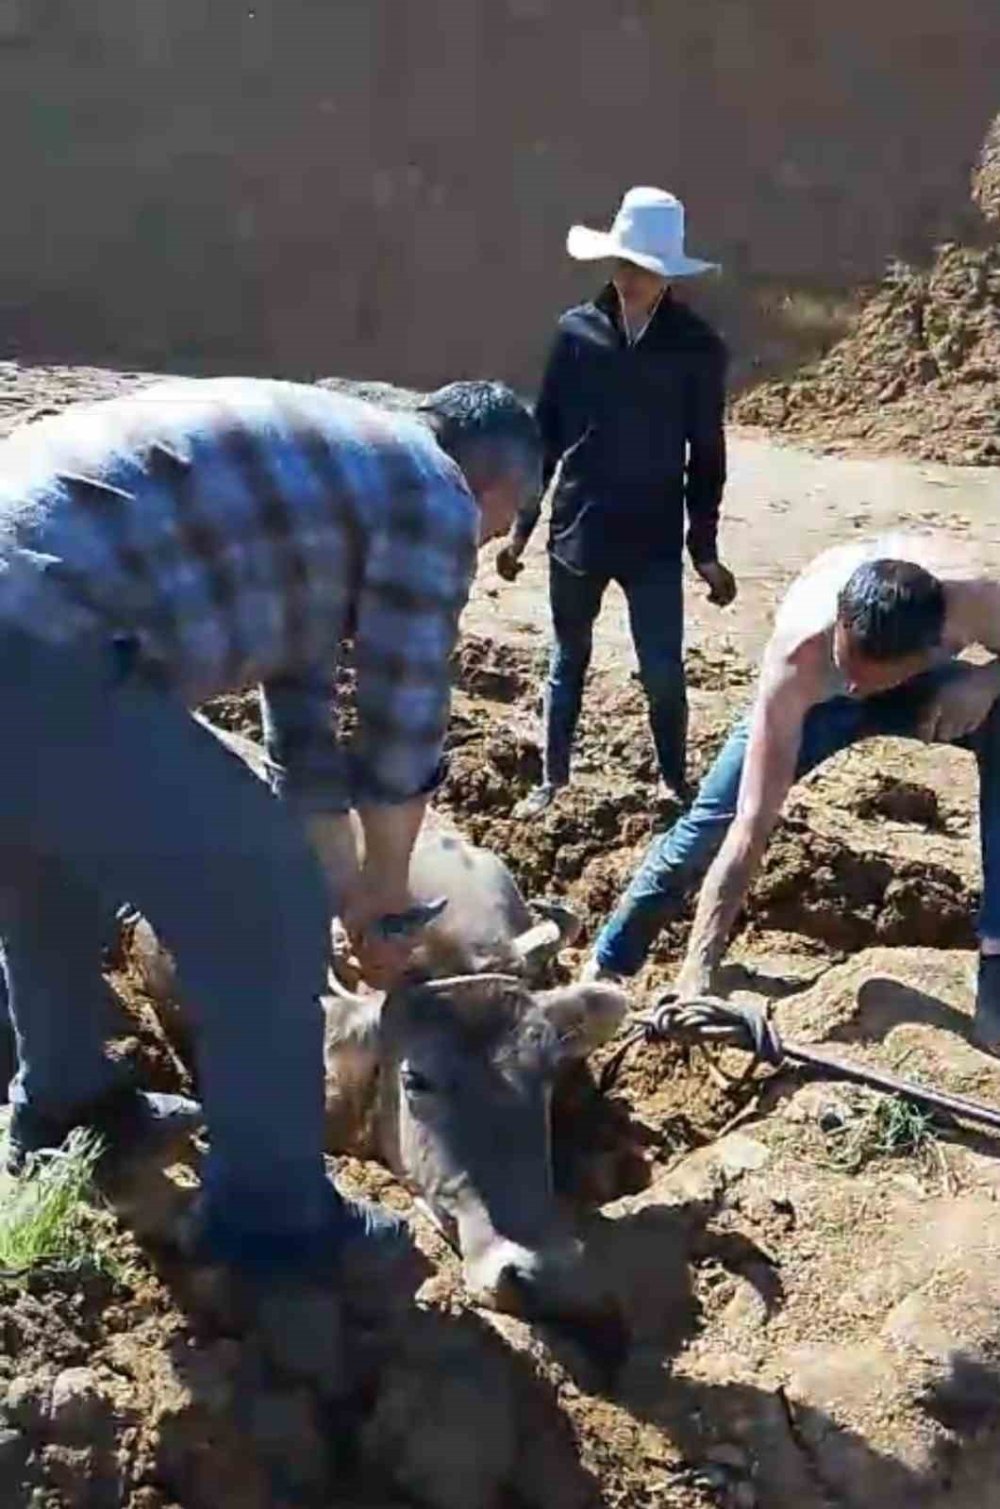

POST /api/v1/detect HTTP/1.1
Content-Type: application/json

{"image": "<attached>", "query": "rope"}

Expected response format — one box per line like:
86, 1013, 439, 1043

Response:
597, 995, 782, 1093
598, 992, 1000, 1136
649, 997, 785, 1065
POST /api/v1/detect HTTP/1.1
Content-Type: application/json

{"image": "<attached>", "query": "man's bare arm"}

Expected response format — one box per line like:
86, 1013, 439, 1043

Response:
675, 658, 813, 997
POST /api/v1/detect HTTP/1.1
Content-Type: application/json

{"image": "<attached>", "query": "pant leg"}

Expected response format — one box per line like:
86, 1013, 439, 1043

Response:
973, 704, 1000, 941
0, 629, 334, 1249
0, 972, 13, 1103
543, 558, 607, 786
620, 559, 688, 792
0, 849, 123, 1111
595, 694, 867, 975
0, 896, 137, 1105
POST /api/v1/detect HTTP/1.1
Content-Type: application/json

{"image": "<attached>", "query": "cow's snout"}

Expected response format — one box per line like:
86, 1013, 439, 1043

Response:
466, 1235, 601, 1319
465, 1235, 579, 1311
467, 1235, 629, 1376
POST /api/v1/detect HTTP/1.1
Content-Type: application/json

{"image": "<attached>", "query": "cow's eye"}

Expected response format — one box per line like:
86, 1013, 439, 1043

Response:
401, 1064, 437, 1097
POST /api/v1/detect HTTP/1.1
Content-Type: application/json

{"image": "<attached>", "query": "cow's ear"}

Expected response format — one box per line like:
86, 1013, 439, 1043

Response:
321, 993, 383, 1153
536, 984, 629, 1060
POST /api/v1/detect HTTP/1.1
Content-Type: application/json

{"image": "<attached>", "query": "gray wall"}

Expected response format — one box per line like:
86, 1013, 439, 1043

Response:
1, 0, 997, 387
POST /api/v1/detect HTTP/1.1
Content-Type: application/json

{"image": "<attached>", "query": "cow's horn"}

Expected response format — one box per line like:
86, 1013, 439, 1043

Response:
533, 899, 582, 948
510, 917, 564, 966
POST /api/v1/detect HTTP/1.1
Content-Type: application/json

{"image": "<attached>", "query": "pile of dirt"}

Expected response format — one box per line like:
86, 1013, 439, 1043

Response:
847, 774, 943, 830
973, 113, 1000, 225
733, 242, 1000, 464
0, 1214, 617, 1509
0, 365, 423, 446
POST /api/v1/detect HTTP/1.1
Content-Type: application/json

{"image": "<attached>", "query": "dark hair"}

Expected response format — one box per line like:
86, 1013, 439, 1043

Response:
836, 558, 945, 661
420, 380, 541, 487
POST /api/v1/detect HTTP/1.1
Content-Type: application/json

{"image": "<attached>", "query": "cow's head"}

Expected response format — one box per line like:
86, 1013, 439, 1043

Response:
324, 973, 627, 1319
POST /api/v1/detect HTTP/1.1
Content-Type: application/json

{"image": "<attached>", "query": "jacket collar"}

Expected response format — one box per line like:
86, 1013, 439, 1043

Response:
593, 281, 672, 341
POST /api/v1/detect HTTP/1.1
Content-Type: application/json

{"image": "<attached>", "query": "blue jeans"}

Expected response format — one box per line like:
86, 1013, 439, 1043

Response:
544, 556, 687, 791
596, 662, 1000, 975
0, 628, 336, 1261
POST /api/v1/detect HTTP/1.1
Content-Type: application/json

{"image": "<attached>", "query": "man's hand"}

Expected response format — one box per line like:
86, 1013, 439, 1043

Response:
495, 539, 525, 582
342, 879, 420, 990
673, 960, 717, 1001
695, 559, 737, 608
919, 663, 1000, 743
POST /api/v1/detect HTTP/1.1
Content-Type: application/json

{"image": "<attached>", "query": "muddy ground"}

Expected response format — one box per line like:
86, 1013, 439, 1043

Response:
4, 364, 1000, 1507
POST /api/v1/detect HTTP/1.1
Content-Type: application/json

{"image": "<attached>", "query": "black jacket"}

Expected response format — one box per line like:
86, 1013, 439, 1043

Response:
517, 284, 727, 577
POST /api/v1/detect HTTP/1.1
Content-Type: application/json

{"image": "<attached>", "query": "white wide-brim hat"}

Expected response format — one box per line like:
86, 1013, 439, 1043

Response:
567, 186, 719, 279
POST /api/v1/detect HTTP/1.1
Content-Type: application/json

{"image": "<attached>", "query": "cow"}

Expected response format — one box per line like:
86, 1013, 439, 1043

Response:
123, 721, 630, 1331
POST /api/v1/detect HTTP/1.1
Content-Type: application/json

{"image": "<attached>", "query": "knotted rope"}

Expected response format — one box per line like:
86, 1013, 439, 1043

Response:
599, 993, 1000, 1135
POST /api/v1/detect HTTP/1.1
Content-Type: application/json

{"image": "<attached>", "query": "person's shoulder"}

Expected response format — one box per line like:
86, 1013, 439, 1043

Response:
384, 415, 479, 536
666, 300, 727, 359
771, 549, 851, 655
141, 376, 349, 440
554, 299, 605, 338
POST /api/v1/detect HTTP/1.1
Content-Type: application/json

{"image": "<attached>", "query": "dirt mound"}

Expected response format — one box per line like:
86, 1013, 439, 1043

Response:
0, 1224, 607, 1509
973, 113, 1000, 225
454, 632, 544, 705
848, 774, 943, 829
733, 243, 1000, 464
0, 366, 424, 448
752, 818, 975, 953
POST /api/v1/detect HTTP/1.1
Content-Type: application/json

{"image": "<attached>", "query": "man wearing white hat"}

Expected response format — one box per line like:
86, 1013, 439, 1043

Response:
498, 187, 736, 816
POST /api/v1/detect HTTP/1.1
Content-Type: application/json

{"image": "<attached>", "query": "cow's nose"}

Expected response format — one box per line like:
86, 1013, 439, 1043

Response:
494, 1259, 543, 1318
466, 1239, 542, 1311
466, 1236, 584, 1315
490, 1251, 631, 1381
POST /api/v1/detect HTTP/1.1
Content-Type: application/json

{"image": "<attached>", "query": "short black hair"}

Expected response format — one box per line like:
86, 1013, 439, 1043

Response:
836, 558, 946, 661
420, 380, 540, 487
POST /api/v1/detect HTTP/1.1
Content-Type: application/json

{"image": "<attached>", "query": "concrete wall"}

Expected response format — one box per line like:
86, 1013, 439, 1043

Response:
1, 0, 998, 388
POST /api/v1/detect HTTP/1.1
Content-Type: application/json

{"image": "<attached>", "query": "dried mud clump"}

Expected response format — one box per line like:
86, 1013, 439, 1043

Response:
734, 243, 1000, 465
753, 819, 975, 952
849, 775, 943, 830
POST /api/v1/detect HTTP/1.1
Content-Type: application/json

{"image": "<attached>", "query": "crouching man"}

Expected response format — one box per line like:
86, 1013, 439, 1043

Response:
586, 535, 1000, 1051
0, 375, 540, 1276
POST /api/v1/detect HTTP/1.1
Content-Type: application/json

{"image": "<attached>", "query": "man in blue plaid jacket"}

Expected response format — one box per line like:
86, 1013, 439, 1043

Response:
0, 374, 539, 1278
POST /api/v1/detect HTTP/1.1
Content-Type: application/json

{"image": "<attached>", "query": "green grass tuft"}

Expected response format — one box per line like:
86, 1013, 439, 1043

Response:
822, 1094, 940, 1174
0, 1128, 133, 1285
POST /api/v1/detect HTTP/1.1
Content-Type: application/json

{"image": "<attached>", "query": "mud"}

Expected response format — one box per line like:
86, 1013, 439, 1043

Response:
848, 774, 944, 829
733, 242, 1000, 465
438, 637, 978, 963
